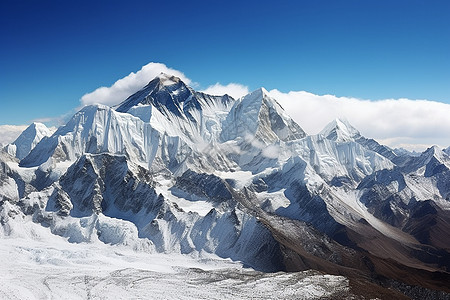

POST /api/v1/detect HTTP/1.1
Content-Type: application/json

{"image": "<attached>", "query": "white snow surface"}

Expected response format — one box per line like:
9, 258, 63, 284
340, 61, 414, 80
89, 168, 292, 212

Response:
5, 122, 53, 160
0, 239, 349, 299
2, 75, 450, 299
286, 135, 394, 183
320, 118, 360, 143
0, 206, 349, 300
221, 88, 306, 144
155, 175, 214, 217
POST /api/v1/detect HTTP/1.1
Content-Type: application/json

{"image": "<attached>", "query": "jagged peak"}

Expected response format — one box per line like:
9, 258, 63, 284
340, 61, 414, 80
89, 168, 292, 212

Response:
81, 103, 110, 110
75, 104, 111, 117
257, 87, 270, 96
13, 122, 51, 144
138, 73, 185, 93
320, 118, 360, 142
8, 121, 53, 160
27, 121, 47, 131
445, 146, 450, 156
393, 147, 421, 157
246, 87, 270, 99
28, 122, 46, 129
413, 145, 448, 168
239, 87, 278, 110
155, 72, 182, 86
231, 87, 285, 124
221, 86, 306, 143
422, 145, 447, 161
114, 74, 192, 115
53, 104, 114, 137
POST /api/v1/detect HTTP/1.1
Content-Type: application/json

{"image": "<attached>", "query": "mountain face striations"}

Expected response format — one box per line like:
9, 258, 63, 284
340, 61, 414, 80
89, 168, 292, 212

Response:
1, 73, 450, 299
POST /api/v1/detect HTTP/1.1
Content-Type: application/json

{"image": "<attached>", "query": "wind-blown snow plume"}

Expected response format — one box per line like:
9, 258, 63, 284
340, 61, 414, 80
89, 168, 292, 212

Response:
269, 89, 450, 151
80, 63, 191, 107
201, 83, 249, 99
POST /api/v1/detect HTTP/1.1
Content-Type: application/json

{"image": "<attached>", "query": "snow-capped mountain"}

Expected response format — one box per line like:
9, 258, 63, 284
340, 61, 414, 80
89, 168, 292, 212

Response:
221, 88, 306, 143
320, 118, 399, 161
320, 118, 360, 143
4, 122, 53, 160
2, 74, 450, 299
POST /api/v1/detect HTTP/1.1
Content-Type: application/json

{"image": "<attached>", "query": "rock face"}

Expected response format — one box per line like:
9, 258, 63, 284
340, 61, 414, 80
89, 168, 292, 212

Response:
1, 74, 450, 298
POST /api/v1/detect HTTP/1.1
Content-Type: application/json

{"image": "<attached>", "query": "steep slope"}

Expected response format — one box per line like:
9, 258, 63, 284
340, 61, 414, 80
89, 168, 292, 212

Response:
221, 88, 306, 144
400, 145, 450, 176
290, 134, 394, 184
21, 76, 238, 175
357, 146, 450, 253
320, 118, 360, 143
218, 88, 307, 173
1, 74, 450, 298
320, 118, 398, 161
4, 122, 53, 160
20, 104, 237, 175
0, 149, 42, 200
20, 105, 162, 168
17, 153, 284, 272
0, 152, 20, 203
116, 73, 235, 144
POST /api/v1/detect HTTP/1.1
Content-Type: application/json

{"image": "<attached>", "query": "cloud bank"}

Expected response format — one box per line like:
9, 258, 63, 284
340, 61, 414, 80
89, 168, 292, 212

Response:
80, 63, 192, 107
269, 89, 450, 151
201, 83, 249, 100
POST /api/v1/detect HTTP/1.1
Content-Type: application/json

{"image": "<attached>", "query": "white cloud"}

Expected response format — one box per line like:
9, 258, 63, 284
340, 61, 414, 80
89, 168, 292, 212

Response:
0, 125, 28, 146
201, 83, 249, 100
262, 144, 280, 159
269, 89, 450, 151
80, 62, 191, 107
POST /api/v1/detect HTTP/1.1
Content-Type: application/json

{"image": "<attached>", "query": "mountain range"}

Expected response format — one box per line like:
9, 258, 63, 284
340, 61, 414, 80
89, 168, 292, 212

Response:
1, 73, 450, 299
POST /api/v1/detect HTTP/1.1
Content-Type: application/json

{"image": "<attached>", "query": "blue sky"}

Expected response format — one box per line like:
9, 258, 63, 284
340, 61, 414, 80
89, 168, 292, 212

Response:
1, 0, 450, 127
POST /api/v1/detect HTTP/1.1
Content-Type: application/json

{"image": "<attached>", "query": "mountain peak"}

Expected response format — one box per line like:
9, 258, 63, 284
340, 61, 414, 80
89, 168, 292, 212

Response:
250, 87, 270, 98
320, 118, 360, 142
27, 122, 50, 134
115, 74, 192, 115
14, 122, 50, 142
155, 72, 181, 86
6, 122, 52, 160
221, 87, 306, 143
445, 146, 450, 156
423, 145, 446, 161
412, 145, 450, 176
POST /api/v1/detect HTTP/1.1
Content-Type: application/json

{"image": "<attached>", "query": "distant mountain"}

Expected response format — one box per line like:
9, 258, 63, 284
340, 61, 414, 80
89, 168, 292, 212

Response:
221, 88, 306, 143
1, 74, 450, 299
320, 118, 399, 161
444, 146, 450, 156
4, 122, 52, 160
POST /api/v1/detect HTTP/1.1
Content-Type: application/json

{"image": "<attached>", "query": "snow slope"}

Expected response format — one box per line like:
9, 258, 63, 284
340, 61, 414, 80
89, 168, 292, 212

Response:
4, 122, 53, 160
0, 237, 350, 300
1, 74, 450, 298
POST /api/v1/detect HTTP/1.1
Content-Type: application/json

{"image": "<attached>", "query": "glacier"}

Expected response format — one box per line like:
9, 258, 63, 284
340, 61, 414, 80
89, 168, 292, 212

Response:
1, 73, 450, 299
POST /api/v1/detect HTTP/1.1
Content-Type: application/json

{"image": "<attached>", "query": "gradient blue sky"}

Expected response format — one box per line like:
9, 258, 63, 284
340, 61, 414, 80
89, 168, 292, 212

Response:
1, 0, 449, 126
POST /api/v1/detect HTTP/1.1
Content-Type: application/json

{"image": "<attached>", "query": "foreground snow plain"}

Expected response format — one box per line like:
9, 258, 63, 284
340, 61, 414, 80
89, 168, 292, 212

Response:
0, 205, 349, 299
0, 236, 349, 299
